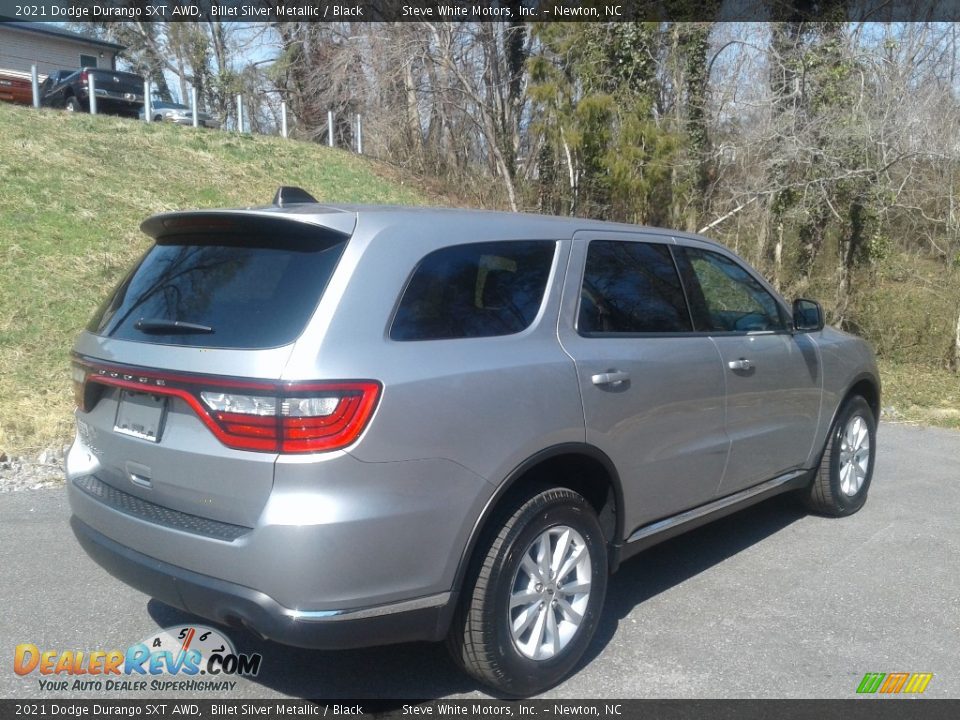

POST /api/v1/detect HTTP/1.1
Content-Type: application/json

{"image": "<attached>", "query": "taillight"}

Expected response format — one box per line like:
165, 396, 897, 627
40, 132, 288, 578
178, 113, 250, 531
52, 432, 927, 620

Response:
278, 383, 381, 452
71, 361, 88, 410
72, 358, 381, 454
79, 71, 88, 84
72, 361, 103, 412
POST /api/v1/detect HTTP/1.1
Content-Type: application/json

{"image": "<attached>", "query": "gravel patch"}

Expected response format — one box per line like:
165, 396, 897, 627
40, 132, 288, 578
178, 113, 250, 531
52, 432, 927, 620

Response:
0, 445, 68, 492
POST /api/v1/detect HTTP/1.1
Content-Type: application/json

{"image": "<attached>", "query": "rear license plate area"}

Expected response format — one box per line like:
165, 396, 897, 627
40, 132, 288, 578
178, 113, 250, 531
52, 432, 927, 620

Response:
114, 390, 167, 442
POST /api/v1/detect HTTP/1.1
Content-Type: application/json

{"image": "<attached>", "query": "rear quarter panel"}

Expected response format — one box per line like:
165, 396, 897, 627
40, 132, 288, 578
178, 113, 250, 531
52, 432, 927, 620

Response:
281, 212, 587, 486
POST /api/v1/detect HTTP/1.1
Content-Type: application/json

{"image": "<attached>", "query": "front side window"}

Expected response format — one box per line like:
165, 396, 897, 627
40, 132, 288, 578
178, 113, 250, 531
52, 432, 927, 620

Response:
679, 247, 785, 332
391, 241, 556, 341
578, 240, 692, 334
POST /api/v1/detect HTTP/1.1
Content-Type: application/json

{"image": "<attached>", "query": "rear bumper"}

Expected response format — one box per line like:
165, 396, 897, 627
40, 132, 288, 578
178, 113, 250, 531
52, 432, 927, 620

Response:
82, 94, 141, 116
71, 515, 455, 649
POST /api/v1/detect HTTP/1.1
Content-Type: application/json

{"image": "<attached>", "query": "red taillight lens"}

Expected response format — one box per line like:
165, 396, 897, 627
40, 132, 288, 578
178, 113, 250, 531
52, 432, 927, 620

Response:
278, 383, 381, 452
79, 71, 88, 84
73, 359, 381, 454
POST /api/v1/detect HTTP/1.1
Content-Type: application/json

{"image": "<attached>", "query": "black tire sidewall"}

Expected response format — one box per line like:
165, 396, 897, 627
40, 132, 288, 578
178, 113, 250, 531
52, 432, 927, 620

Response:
488, 498, 607, 695
826, 397, 877, 514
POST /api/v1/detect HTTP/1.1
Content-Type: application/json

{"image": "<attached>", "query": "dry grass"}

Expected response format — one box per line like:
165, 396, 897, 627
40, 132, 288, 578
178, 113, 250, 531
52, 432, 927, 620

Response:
0, 102, 434, 455
878, 360, 960, 430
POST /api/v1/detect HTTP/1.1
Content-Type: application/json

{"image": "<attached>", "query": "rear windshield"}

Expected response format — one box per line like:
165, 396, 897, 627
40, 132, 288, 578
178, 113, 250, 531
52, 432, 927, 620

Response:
88, 234, 347, 349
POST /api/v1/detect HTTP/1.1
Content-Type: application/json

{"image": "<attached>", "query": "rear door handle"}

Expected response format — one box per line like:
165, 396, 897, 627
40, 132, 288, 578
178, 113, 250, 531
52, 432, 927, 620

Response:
591, 370, 630, 386
727, 358, 754, 371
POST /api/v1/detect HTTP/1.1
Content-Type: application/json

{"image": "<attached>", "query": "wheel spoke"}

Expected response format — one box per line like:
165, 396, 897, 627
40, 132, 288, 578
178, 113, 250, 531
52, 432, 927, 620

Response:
559, 580, 591, 596
556, 596, 582, 625
511, 589, 540, 609
537, 534, 552, 581
551, 529, 571, 577
521, 554, 542, 583
512, 603, 539, 637
556, 543, 585, 583
526, 604, 548, 660
546, 605, 561, 657
847, 416, 859, 440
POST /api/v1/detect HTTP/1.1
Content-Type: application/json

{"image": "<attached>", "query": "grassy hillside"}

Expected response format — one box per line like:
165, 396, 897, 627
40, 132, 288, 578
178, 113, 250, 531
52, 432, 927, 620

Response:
0, 102, 956, 456
0, 102, 433, 454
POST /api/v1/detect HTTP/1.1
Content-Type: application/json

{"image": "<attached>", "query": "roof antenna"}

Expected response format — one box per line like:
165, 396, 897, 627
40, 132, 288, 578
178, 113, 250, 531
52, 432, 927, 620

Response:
273, 186, 318, 207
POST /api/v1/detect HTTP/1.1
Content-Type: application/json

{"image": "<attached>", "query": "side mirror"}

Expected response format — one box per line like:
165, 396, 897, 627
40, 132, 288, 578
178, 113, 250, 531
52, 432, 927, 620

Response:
793, 298, 824, 332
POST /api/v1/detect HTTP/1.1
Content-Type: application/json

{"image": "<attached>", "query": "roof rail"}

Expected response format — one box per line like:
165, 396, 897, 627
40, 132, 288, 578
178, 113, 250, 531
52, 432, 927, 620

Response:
272, 186, 319, 207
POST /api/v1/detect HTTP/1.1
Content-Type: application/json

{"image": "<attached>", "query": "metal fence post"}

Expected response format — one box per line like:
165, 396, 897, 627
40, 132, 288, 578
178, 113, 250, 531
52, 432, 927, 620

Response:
143, 80, 151, 122
356, 113, 362, 154
281, 101, 288, 139
31, 65, 40, 108
236, 94, 243, 132
327, 110, 334, 147
88, 73, 97, 114
191, 87, 198, 128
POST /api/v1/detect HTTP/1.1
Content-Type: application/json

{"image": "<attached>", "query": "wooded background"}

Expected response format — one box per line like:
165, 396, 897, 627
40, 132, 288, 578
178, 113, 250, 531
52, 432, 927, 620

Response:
78, 15, 960, 372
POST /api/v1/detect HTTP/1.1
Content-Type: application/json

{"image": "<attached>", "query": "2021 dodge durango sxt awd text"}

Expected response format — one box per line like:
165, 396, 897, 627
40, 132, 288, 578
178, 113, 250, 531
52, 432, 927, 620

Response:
67, 188, 879, 695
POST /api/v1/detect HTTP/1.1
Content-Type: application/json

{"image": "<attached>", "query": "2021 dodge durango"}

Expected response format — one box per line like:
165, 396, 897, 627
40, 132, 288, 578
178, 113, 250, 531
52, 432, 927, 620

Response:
67, 188, 879, 695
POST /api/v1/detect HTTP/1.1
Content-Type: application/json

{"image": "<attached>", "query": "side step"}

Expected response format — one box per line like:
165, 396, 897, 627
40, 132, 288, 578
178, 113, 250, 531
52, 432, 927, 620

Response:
613, 469, 810, 568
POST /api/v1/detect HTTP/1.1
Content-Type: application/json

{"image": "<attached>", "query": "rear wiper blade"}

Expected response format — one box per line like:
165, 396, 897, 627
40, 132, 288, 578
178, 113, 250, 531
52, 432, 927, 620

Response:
135, 318, 214, 334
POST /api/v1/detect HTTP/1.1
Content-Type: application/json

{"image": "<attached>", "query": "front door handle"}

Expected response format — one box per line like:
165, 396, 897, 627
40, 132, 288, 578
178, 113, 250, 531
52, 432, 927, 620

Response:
727, 358, 754, 371
591, 370, 630, 386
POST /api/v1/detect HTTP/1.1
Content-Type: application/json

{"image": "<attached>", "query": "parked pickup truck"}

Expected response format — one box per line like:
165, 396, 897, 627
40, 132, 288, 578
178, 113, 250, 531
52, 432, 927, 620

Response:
40, 68, 144, 117
0, 68, 38, 105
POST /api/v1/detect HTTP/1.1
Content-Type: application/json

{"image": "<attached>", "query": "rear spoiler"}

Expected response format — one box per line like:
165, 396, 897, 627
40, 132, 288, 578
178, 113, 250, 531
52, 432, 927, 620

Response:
139, 209, 357, 242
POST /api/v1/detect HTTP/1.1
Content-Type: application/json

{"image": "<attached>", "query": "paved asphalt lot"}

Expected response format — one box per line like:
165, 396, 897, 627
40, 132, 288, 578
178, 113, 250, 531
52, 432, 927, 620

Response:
1, 423, 957, 700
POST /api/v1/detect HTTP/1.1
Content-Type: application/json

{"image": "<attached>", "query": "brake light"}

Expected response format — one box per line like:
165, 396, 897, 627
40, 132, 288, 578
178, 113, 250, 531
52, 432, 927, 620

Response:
72, 359, 381, 454
79, 71, 88, 84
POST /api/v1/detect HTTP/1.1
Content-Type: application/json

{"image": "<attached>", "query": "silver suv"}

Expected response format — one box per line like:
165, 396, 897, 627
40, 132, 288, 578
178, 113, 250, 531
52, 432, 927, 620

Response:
67, 188, 879, 695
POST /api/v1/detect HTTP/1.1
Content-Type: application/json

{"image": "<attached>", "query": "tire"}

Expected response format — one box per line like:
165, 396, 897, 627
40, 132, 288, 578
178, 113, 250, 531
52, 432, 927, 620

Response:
65, 96, 83, 113
448, 487, 608, 696
803, 395, 876, 516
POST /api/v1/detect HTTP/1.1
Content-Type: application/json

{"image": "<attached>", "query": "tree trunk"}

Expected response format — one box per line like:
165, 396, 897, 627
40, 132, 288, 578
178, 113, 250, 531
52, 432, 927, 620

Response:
404, 60, 424, 156
953, 306, 960, 372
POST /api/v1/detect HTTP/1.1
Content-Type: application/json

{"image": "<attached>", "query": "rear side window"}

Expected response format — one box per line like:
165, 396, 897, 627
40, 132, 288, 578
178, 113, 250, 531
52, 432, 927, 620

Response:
88, 234, 347, 349
578, 240, 692, 334
391, 241, 556, 341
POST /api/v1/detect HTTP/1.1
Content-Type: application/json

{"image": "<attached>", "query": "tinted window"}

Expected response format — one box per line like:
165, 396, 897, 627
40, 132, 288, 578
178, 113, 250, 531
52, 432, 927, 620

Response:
578, 241, 692, 334
88, 234, 347, 348
680, 248, 785, 332
391, 241, 555, 340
